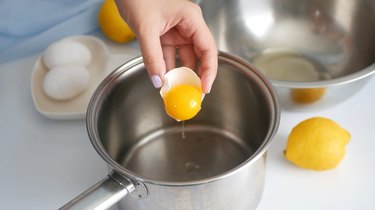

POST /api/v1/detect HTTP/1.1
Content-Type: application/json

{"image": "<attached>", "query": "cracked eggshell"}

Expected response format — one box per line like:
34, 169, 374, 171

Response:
160, 67, 202, 98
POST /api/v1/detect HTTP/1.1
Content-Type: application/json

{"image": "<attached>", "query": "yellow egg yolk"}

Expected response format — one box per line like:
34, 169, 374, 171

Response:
162, 84, 202, 121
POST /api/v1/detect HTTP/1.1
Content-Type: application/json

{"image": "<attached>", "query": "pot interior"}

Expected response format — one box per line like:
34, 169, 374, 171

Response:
89, 53, 279, 183
121, 124, 252, 182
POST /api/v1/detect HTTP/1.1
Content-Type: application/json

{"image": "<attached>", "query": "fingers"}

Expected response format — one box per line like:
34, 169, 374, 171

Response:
162, 44, 196, 72
162, 45, 176, 71
162, 9, 217, 93
178, 44, 196, 71
193, 23, 218, 94
119, 0, 218, 92
197, 48, 218, 93
138, 30, 166, 88
175, 3, 217, 93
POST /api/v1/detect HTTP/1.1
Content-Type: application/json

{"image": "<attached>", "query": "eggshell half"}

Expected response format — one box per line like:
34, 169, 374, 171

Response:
160, 67, 202, 97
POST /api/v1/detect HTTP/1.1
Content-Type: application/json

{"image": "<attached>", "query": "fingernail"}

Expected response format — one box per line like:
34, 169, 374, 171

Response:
151, 75, 162, 88
202, 84, 211, 94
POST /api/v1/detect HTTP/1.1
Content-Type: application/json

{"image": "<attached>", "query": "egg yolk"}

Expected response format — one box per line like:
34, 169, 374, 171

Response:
162, 84, 202, 121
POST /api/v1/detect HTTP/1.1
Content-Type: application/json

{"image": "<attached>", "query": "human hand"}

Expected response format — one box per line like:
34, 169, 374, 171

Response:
115, 0, 218, 93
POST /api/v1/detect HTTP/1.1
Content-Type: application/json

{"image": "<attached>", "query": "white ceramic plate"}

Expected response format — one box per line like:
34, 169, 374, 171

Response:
31, 35, 140, 120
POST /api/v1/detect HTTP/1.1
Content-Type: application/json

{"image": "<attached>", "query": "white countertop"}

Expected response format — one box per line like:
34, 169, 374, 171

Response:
1, 37, 375, 210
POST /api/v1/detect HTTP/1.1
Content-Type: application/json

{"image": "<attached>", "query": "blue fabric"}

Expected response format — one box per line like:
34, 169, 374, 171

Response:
0, 0, 103, 64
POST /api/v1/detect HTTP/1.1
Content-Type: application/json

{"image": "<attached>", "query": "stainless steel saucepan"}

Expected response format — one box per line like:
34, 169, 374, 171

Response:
60, 52, 280, 210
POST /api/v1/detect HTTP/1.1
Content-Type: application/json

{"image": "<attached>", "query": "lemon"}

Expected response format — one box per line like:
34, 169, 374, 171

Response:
291, 88, 326, 104
98, 0, 135, 43
285, 117, 350, 170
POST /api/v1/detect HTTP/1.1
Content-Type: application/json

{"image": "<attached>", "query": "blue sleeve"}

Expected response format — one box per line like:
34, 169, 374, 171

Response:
0, 0, 103, 64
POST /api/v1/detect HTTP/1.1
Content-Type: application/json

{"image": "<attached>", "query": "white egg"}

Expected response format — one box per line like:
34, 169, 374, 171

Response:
42, 40, 92, 69
160, 67, 203, 98
43, 65, 90, 100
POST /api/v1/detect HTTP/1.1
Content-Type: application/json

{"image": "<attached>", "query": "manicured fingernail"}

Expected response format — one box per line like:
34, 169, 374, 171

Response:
202, 84, 211, 94
151, 75, 162, 88
205, 86, 211, 94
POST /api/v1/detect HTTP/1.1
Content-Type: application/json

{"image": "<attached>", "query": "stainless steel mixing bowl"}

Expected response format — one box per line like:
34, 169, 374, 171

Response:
199, 0, 375, 111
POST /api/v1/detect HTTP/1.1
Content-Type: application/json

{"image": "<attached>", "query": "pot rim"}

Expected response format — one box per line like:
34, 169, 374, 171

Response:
86, 51, 280, 187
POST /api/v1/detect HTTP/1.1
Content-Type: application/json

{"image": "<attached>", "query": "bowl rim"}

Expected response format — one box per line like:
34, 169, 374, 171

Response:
248, 48, 375, 88
271, 62, 375, 88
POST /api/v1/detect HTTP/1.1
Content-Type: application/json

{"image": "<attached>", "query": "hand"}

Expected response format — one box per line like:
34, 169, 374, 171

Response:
115, 0, 218, 93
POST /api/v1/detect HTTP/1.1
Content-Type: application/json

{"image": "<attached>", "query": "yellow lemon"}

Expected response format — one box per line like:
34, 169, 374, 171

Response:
291, 88, 326, 104
98, 0, 135, 43
285, 117, 350, 170
162, 84, 202, 121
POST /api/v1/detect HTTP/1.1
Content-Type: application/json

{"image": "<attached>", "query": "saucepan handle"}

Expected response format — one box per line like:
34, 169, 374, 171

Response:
59, 171, 135, 210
